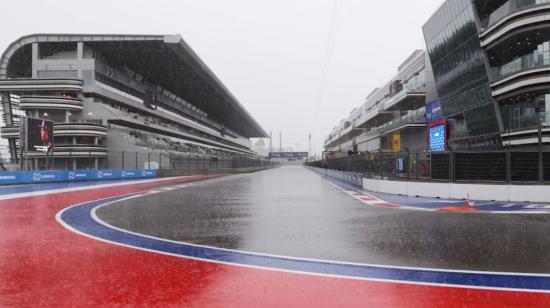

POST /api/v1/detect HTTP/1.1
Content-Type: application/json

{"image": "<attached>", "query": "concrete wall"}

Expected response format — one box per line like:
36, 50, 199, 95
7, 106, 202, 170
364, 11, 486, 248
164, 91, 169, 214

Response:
362, 178, 550, 203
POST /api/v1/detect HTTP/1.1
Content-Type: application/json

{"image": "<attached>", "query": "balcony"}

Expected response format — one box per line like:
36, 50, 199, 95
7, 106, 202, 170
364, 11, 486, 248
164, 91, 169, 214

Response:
53, 123, 108, 137
0, 122, 108, 139
19, 95, 83, 111
501, 112, 550, 145
356, 104, 393, 129
383, 87, 426, 111
480, 0, 550, 47
0, 78, 83, 92
491, 47, 550, 80
372, 107, 427, 135
26, 144, 108, 158
343, 107, 427, 149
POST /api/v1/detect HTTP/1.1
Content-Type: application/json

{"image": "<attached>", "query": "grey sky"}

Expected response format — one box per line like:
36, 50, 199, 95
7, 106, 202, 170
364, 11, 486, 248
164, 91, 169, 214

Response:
1, 0, 443, 155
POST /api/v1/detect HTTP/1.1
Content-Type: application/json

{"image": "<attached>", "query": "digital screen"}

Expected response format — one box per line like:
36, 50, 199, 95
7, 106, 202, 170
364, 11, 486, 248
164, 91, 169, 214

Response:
27, 118, 54, 153
269, 152, 308, 159
429, 124, 446, 152
144, 90, 158, 110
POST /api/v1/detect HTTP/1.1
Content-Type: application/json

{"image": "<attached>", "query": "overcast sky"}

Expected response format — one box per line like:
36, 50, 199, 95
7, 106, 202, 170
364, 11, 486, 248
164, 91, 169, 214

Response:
1, 0, 443, 156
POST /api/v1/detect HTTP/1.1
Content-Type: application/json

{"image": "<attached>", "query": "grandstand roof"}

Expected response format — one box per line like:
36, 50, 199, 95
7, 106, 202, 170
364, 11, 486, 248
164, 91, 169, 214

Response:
0, 34, 267, 138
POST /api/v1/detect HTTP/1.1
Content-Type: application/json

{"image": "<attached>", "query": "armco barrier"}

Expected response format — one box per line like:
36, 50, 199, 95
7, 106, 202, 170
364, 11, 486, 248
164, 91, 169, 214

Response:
307, 166, 363, 188
0, 169, 157, 185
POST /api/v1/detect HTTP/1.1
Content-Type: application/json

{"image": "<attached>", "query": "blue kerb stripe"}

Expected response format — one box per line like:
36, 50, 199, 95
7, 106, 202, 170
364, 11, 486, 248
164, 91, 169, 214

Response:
59, 195, 550, 291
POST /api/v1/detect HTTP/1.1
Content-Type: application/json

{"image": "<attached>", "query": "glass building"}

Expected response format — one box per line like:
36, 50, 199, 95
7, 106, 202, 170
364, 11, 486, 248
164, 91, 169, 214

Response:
424, 0, 550, 150
476, 0, 550, 148
423, 0, 502, 150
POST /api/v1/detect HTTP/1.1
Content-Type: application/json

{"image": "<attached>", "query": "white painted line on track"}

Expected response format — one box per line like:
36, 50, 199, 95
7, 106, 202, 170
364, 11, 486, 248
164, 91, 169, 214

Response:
321, 175, 550, 215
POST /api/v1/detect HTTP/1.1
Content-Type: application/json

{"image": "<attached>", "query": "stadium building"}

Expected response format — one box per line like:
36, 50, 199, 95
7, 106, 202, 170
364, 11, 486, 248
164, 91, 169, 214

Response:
0, 34, 267, 170
324, 50, 437, 157
423, 0, 550, 151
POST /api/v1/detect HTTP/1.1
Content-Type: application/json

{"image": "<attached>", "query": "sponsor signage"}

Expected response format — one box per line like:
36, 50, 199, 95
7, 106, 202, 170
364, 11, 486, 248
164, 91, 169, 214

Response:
391, 132, 401, 153
429, 124, 446, 152
269, 152, 309, 159
426, 100, 443, 124
0, 169, 157, 185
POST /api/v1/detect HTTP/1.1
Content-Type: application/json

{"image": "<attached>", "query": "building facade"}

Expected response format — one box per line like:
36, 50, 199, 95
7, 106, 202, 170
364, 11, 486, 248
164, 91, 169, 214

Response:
324, 50, 435, 157
0, 34, 267, 170
424, 0, 550, 150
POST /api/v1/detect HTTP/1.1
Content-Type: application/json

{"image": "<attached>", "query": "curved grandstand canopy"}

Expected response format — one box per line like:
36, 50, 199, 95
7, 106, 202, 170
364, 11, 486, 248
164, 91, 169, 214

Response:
0, 34, 267, 138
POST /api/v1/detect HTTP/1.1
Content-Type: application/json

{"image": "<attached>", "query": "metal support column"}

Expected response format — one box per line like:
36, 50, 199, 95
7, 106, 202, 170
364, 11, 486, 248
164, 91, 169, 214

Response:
539, 122, 544, 184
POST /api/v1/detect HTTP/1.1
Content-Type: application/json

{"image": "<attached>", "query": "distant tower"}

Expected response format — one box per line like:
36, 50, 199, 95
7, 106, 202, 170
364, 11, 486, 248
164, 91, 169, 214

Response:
279, 131, 282, 152
308, 133, 311, 157
269, 131, 273, 153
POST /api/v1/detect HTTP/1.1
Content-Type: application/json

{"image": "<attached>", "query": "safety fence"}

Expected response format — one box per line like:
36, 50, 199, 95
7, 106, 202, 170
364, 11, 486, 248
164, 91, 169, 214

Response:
306, 150, 550, 184
0, 150, 277, 184
307, 167, 363, 188
0, 150, 275, 172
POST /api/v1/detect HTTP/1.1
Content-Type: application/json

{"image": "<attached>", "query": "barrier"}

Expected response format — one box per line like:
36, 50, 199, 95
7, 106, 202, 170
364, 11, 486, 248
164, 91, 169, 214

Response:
308, 166, 550, 202
307, 167, 363, 188
0, 169, 157, 185
362, 178, 550, 203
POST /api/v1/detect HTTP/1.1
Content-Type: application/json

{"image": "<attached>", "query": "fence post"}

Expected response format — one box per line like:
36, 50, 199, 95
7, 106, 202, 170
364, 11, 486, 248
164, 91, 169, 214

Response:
539, 123, 544, 184
416, 152, 420, 180
371, 155, 375, 178
148, 152, 151, 169
135, 152, 138, 169
506, 148, 512, 184
121, 151, 125, 170
159, 153, 162, 170
169, 153, 173, 170
379, 151, 384, 180
406, 150, 411, 181
449, 150, 454, 183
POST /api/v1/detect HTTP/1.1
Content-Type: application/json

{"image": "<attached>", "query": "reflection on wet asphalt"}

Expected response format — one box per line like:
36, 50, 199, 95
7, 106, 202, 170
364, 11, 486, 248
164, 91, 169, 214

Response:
97, 166, 550, 273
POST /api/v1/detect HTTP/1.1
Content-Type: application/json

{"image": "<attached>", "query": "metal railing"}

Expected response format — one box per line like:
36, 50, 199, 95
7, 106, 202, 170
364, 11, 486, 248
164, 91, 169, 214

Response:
306, 149, 550, 184
490, 50, 550, 82
480, 0, 550, 32
0, 149, 276, 175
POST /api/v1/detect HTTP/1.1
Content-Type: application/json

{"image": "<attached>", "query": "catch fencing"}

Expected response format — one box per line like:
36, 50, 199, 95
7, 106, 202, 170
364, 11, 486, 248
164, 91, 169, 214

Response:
306, 150, 550, 184
0, 150, 276, 176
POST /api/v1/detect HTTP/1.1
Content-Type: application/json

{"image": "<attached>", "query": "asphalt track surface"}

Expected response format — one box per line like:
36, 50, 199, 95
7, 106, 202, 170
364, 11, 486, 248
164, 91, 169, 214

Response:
4, 169, 550, 307
98, 166, 550, 274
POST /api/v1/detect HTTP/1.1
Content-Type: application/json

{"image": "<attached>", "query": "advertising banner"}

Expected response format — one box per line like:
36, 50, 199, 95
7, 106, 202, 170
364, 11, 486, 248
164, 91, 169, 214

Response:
392, 133, 401, 153
426, 100, 443, 124
26, 118, 54, 153
269, 152, 309, 159
0, 169, 157, 185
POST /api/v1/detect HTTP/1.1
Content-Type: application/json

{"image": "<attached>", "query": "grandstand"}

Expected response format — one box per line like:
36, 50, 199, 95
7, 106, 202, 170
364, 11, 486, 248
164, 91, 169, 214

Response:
0, 34, 267, 170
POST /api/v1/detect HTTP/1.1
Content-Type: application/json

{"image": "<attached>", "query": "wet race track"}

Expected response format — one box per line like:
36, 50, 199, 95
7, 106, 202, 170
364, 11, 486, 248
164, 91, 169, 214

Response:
3, 166, 550, 307
98, 167, 550, 273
